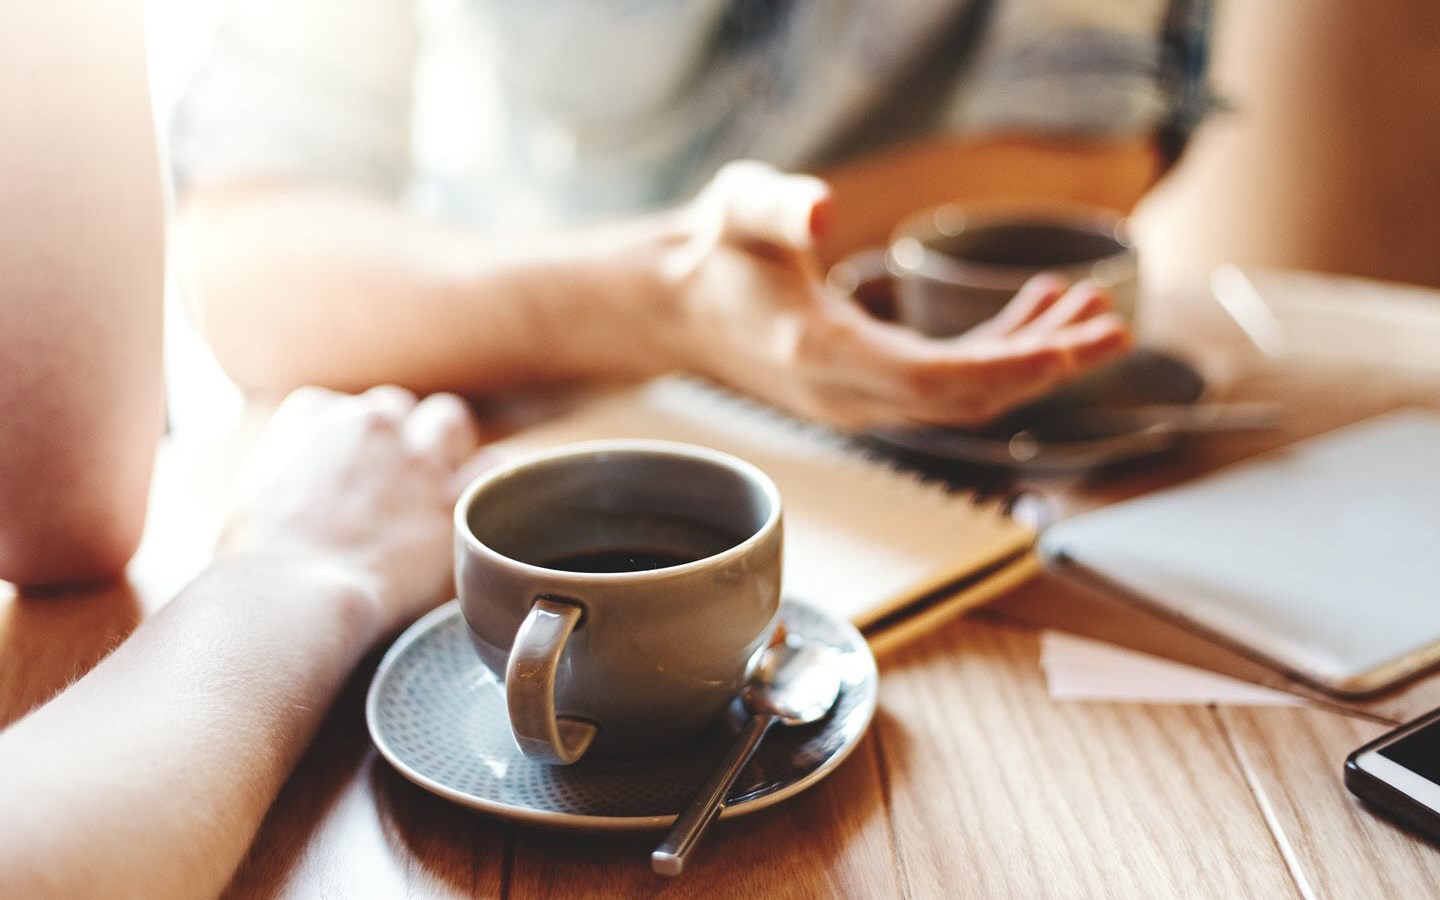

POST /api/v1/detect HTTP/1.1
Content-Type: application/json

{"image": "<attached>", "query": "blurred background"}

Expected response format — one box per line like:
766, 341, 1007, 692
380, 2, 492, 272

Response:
1132, 1, 1440, 297
145, 0, 1440, 435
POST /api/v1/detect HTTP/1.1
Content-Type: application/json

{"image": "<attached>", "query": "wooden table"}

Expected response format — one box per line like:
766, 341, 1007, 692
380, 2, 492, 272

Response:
5, 268, 1440, 898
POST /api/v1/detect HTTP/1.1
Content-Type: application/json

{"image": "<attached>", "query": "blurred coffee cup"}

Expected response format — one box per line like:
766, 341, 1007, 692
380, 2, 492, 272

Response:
828, 203, 1138, 337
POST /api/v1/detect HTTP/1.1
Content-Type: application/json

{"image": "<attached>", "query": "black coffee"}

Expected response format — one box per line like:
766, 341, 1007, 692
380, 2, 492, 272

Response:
542, 548, 702, 574
930, 223, 1124, 268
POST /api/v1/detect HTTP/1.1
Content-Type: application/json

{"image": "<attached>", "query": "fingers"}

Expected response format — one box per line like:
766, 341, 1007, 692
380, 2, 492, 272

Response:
1046, 313, 1133, 372
703, 160, 832, 252
269, 385, 342, 423
360, 384, 419, 422
403, 392, 483, 470
811, 303, 1132, 428
919, 316, 1130, 424
1018, 280, 1115, 335
967, 273, 1069, 338
908, 280, 1125, 422
272, 385, 484, 481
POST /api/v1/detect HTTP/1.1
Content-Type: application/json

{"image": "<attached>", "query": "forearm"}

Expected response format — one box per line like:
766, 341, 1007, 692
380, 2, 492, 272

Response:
0, 553, 381, 899
0, 0, 166, 585
176, 185, 690, 396
816, 134, 1163, 265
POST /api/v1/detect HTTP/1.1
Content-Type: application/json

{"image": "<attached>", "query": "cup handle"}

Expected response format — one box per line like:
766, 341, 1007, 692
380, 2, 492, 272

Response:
825, 247, 897, 322
824, 247, 890, 294
505, 596, 598, 765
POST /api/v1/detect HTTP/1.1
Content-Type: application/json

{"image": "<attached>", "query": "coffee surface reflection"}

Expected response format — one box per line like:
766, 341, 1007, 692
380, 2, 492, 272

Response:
541, 547, 701, 573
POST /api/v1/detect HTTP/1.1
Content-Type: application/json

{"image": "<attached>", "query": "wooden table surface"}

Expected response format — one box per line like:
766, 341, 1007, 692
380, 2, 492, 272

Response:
4, 268, 1440, 899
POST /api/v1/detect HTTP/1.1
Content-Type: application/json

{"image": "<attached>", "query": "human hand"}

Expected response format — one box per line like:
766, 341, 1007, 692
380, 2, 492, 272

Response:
219, 386, 483, 634
664, 161, 1132, 429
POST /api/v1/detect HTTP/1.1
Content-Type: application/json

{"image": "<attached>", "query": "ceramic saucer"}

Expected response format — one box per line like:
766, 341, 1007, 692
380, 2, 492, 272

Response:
366, 599, 877, 830
866, 348, 1207, 472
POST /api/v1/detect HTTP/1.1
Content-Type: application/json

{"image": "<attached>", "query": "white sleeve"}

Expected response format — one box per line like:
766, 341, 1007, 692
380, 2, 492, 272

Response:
170, 0, 418, 196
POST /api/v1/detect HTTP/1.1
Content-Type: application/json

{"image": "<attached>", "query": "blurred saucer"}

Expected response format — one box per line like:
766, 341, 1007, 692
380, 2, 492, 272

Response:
367, 599, 877, 831
866, 348, 1207, 472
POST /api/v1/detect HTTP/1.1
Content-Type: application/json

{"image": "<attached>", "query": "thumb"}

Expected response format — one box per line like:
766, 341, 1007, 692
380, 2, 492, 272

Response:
706, 160, 833, 252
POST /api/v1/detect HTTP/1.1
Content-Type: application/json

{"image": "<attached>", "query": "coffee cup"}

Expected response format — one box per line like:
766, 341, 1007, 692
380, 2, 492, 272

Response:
454, 439, 783, 765
828, 203, 1138, 338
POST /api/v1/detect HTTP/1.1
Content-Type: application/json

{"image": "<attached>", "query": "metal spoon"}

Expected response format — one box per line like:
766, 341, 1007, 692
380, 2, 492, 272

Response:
651, 636, 843, 876
1042, 401, 1285, 437
1002, 402, 1286, 466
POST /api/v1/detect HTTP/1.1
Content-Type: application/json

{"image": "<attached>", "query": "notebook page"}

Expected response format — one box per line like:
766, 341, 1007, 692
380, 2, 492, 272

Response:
494, 378, 1034, 627
1039, 408, 1440, 694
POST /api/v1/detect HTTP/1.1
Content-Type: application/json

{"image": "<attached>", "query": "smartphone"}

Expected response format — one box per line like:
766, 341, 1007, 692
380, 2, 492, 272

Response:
1345, 705, 1440, 842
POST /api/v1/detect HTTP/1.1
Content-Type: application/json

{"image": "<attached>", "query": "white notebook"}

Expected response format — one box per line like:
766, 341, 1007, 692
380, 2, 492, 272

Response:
1041, 408, 1440, 696
492, 378, 1037, 651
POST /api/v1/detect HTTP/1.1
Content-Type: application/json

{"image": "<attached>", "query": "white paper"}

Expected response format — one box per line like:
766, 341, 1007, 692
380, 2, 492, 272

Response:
1039, 631, 1309, 707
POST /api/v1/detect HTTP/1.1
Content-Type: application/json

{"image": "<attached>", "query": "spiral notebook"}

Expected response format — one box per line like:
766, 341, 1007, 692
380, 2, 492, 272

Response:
493, 378, 1038, 652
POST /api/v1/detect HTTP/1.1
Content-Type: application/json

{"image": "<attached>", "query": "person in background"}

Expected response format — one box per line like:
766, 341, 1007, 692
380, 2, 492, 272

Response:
0, 6, 486, 898
172, 0, 1212, 430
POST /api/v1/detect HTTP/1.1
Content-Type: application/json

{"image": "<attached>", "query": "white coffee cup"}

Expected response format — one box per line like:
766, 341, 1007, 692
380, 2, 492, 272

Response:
454, 440, 783, 765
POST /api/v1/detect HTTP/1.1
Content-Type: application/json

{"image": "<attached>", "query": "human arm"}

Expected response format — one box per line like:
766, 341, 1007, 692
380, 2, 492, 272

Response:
177, 156, 1130, 429
0, 386, 481, 899
0, 0, 166, 586
170, 0, 1201, 428
175, 183, 691, 396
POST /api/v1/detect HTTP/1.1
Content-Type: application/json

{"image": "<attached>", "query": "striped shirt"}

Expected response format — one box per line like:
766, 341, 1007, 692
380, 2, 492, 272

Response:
172, 0, 1212, 228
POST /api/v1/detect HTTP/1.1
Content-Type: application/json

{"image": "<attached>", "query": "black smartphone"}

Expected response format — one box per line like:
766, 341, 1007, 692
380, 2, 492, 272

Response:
1345, 705, 1440, 842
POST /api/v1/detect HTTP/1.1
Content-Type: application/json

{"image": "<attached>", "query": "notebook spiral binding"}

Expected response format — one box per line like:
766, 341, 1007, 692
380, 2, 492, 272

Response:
648, 376, 1012, 521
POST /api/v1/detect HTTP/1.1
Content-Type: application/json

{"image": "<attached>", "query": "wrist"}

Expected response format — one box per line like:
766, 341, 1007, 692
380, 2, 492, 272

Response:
636, 206, 718, 376
577, 208, 697, 379
433, 210, 694, 385
198, 549, 385, 651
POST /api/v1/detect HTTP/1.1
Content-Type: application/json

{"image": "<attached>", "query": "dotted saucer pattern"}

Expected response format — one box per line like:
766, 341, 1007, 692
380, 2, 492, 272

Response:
366, 599, 877, 830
